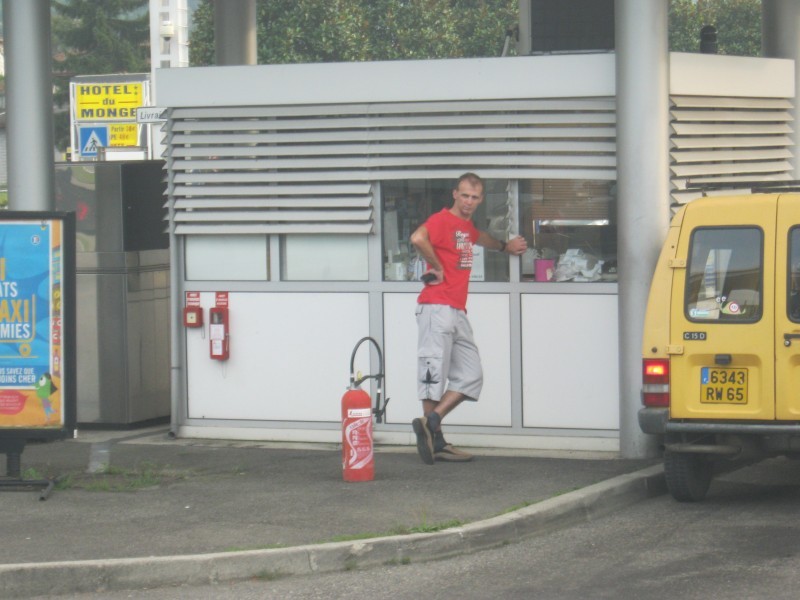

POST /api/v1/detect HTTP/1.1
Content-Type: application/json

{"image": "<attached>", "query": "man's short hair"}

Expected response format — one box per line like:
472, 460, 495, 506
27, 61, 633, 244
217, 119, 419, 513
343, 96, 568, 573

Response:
455, 172, 484, 193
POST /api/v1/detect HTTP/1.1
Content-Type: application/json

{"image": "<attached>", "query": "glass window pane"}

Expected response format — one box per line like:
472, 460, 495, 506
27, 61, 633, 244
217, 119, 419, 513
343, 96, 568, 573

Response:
789, 227, 800, 321
185, 235, 268, 280
685, 227, 762, 322
282, 234, 368, 281
381, 178, 510, 283
518, 179, 617, 282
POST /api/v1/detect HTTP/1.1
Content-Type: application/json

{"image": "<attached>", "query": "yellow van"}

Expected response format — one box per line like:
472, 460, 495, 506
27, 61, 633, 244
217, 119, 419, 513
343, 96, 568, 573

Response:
639, 192, 800, 501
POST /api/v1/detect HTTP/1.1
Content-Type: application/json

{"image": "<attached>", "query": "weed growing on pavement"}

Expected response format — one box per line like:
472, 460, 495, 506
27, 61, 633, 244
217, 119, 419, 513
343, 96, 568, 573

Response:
223, 543, 287, 552
53, 461, 183, 492
251, 570, 288, 581
322, 518, 464, 545
22, 467, 44, 480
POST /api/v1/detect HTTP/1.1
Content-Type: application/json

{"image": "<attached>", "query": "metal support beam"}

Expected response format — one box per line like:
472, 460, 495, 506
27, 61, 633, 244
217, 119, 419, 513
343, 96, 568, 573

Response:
214, 0, 257, 66
3, 0, 55, 210
615, 0, 671, 458
762, 0, 800, 178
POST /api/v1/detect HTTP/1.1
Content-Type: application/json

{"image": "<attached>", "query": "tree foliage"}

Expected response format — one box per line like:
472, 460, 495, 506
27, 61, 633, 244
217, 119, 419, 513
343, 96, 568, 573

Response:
51, 0, 150, 149
189, 0, 518, 66
669, 0, 761, 56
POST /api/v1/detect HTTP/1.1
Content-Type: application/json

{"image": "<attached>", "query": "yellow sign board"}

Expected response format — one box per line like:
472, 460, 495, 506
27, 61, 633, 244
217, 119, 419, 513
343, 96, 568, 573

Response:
74, 82, 144, 121
109, 124, 139, 147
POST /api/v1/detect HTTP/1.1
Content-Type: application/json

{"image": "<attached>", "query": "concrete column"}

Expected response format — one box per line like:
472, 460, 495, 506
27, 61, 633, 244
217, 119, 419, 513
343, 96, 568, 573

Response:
3, 0, 54, 210
762, 0, 800, 178
615, 0, 671, 458
517, 0, 532, 55
214, 0, 257, 66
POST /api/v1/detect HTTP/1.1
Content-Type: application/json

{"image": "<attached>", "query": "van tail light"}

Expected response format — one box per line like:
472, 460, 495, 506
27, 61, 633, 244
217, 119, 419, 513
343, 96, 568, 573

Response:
642, 358, 670, 407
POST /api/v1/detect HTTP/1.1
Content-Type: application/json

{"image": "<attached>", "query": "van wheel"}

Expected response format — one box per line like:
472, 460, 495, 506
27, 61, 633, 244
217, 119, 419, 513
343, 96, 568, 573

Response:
664, 451, 712, 502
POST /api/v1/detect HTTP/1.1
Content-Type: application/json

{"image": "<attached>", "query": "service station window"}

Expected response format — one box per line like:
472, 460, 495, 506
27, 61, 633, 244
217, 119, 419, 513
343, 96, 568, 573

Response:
685, 227, 762, 322
185, 235, 269, 281
381, 179, 511, 282
518, 179, 617, 282
281, 234, 369, 281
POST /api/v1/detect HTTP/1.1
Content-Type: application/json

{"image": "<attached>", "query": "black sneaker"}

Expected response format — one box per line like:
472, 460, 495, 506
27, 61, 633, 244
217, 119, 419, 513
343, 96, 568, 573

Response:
412, 417, 435, 465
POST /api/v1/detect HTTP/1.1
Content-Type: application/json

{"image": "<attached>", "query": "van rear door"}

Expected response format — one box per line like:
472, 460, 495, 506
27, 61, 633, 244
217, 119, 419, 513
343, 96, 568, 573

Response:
774, 194, 800, 419
670, 196, 776, 421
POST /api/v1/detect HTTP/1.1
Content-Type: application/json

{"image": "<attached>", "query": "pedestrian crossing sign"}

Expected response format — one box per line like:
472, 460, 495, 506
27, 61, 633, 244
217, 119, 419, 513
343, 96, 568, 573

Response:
78, 126, 109, 157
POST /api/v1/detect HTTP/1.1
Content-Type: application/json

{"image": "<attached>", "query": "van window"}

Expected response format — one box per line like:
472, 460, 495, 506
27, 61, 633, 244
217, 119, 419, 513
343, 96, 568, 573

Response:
788, 228, 800, 321
685, 227, 762, 322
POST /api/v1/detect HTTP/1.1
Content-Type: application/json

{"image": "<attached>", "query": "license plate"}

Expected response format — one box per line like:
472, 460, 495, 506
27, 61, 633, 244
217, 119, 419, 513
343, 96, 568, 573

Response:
700, 367, 748, 404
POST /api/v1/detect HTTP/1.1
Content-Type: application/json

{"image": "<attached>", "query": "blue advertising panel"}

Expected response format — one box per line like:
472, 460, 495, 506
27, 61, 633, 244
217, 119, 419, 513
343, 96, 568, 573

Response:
0, 213, 75, 441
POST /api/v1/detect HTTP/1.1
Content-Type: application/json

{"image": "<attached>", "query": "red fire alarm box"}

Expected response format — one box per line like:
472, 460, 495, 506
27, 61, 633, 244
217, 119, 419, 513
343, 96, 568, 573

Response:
183, 305, 203, 328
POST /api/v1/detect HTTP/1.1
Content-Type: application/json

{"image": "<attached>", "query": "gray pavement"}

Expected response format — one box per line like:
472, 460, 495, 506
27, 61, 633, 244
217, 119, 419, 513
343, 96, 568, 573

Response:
0, 427, 663, 598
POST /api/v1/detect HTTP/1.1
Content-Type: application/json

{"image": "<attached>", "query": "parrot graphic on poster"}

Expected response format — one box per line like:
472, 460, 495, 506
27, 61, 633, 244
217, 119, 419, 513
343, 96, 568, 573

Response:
35, 373, 58, 422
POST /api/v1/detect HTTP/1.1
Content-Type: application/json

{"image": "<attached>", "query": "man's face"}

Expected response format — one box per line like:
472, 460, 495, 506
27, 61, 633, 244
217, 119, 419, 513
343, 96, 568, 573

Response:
451, 180, 484, 220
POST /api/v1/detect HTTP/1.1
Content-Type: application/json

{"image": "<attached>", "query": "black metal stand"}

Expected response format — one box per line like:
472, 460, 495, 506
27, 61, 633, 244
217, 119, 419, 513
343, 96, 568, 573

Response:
0, 438, 57, 500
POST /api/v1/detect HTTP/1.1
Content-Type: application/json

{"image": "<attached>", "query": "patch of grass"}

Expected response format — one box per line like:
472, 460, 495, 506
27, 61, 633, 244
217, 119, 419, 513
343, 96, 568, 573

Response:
224, 543, 286, 552
384, 557, 412, 566
326, 518, 464, 545
54, 461, 183, 492
251, 570, 287, 581
22, 467, 44, 480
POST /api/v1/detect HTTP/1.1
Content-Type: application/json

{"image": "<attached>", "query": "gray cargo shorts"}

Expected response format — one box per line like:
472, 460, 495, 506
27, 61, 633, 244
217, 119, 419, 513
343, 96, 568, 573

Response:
416, 303, 483, 403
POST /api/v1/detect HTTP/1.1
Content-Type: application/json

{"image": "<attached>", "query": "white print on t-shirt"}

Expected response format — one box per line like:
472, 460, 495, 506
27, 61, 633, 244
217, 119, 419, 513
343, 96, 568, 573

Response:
454, 230, 473, 270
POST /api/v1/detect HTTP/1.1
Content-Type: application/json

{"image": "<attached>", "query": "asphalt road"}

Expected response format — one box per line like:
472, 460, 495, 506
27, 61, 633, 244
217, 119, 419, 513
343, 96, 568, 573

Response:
34, 457, 800, 600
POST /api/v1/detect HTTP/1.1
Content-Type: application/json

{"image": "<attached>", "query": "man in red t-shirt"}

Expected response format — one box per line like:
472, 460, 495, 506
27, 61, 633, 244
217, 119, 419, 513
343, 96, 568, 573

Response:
409, 173, 527, 464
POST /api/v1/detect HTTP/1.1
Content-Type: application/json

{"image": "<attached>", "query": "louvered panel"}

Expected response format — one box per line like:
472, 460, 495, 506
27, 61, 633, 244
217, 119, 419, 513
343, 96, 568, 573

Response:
166, 97, 617, 235
671, 96, 793, 109
171, 140, 617, 158
170, 98, 616, 120
671, 160, 791, 177
173, 167, 617, 185
671, 123, 792, 135
669, 93, 794, 207
171, 154, 617, 172
684, 173, 794, 185
174, 197, 372, 208
170, 112, 616, 133
672, 136, 791, 149
671, 148, 792, 163
170, 126, 618, 146
174, 209, 373, 222
173, 183, 371, 196
174, 223, 374, 234
670, 109, 792, 122
671, 189, 705, 205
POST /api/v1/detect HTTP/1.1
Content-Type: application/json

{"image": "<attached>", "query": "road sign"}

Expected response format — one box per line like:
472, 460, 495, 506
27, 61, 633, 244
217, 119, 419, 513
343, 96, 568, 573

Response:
136, 107, 167, 123
78, 126, 109, 157
74, 82, 144, 121
109, 124, 139, 147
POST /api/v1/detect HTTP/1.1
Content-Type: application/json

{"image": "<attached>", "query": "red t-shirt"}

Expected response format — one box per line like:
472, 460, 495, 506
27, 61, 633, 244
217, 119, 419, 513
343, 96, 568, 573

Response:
417, 209, 479, 311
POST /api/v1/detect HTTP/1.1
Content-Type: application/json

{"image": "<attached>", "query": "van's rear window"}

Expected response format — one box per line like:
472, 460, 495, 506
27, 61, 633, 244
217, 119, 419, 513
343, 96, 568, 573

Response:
685, 227, 762, 322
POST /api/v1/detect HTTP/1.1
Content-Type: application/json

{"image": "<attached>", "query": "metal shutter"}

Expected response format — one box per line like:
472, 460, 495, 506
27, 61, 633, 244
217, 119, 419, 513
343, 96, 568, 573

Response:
164, 98, 617, 235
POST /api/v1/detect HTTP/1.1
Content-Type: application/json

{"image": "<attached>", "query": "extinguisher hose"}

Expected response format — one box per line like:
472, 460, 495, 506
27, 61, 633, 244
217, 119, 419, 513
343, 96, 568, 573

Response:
349, 336, 389, 423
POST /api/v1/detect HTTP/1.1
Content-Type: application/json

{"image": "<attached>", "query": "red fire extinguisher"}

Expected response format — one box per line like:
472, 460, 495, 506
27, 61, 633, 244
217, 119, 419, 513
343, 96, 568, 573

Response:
342, 337, 389, 482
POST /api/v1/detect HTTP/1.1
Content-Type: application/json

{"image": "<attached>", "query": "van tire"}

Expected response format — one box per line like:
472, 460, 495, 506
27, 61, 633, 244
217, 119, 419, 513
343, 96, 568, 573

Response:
664, 451, 712, 502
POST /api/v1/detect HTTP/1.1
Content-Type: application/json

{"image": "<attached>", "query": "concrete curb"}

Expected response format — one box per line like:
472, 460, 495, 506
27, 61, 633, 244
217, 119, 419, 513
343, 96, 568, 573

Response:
1, 465, 666, 598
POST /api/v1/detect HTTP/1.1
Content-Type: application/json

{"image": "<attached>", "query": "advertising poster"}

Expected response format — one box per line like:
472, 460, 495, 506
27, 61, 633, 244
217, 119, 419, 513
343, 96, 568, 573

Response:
0, 214, 75, 440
